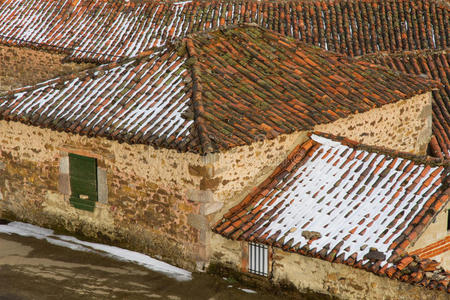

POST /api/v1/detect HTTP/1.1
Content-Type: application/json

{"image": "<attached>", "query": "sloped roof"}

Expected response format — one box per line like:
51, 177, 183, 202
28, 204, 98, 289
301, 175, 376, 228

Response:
410, 236, 450, 261
0, 0, 448, 158
214, 133, 449, 290
0, 0, 447, 63
360, 50, 450, 160
0, 25, 439, 154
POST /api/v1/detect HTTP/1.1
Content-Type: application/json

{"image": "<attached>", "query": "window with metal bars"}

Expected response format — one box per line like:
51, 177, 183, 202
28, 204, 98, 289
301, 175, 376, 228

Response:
248, 242, 268, 276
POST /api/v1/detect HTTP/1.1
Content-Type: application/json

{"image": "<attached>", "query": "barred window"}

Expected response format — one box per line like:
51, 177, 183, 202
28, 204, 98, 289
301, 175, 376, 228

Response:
248, 242, 268, 276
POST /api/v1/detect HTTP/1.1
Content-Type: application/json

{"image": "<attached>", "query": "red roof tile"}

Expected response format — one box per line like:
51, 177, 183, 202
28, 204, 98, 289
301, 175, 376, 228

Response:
410, 236, 450, 260
0, 0, 447, 158
214, 132, 450, 290
0, 0, 447, 63
0, 25, 438, 154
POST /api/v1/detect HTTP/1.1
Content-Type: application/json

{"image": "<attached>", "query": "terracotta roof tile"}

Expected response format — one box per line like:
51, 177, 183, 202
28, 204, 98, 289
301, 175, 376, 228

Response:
214, 132, 450, 290
0, 0, 447, 63
410, 236, 450, 260
0, 25, 438, 154
0, 0, 447, 157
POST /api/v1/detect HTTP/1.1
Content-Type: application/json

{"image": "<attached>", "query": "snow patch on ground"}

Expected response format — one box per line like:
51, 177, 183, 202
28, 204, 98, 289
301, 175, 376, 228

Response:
0, 221, 192, 281
239, 288, 257, 294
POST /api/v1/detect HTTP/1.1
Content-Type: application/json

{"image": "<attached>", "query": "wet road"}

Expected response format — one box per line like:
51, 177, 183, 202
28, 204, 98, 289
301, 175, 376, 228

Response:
0, 231, 282, 300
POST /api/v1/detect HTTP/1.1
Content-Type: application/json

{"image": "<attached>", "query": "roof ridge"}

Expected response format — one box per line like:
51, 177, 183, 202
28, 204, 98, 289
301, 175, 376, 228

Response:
311, 132, 450, 167
185, 38, 215, 154
357, 48, 448, 60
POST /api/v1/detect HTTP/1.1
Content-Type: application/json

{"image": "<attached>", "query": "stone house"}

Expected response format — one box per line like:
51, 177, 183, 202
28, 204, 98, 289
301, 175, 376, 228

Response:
214, 132, 449, 299
0, 24, 448, 299
0, 0, 448, 299
0, 0, 448, 159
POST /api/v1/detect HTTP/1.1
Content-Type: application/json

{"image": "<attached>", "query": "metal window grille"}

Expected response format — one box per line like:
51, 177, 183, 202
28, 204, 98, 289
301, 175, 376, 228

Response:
248, 242, 268, 276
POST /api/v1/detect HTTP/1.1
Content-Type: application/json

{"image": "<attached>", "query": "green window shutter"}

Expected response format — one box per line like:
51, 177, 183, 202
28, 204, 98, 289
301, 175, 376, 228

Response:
69, 153, 98, 212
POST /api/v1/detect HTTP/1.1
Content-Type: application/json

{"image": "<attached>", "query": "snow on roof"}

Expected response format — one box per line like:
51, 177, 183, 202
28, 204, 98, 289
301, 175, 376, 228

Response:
0, 0, 448, 159
214, 132, 449, 290
0, 25, 438, 154
0, 0, 447, 63
0, 48, 195, 149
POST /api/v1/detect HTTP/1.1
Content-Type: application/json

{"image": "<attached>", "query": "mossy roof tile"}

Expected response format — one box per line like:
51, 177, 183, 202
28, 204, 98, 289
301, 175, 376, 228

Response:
0, 25, 439, 154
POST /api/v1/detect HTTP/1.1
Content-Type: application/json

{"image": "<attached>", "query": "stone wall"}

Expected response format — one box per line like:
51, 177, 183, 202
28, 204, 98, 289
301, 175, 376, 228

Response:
207, 92, 433, 229
0, 45, 93, 93
0, 90, 434, 272
408, 201, 450, 270
0, 120, 202, 269
209, 132, 308, 223
189, 132, 308, 268
272, 248, 447, 300
315, 92, 433, 155
209, 236, 448, 300
202, 92, 433, 266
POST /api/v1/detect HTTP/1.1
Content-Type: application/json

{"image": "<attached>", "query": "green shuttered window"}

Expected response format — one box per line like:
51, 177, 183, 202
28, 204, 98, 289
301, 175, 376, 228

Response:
69, 153, 98, 212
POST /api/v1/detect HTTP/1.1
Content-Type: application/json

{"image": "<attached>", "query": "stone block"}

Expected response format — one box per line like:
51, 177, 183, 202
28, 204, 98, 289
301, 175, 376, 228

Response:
59, 155, 69, 174
200, 177, 222, 191
188, 164, 214, 178
202, 201, 224, 215
97, 167, 108, 204
187, 190, 214, 203
188, 213, 209, 230
58, 173, 70, 195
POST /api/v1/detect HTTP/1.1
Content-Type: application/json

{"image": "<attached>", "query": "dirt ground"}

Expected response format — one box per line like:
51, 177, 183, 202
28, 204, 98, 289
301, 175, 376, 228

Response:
0, 232, 290, 300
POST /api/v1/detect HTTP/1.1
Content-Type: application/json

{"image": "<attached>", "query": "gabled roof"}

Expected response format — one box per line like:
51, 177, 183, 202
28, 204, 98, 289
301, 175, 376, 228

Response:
0, 0, 447, 63
214, 133, 449, 290
0, 25, 439, 154
359, 49, 450, 160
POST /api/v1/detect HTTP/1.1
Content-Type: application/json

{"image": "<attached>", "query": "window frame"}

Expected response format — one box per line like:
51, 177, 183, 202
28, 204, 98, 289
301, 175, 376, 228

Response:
248, 242, 269, 277
58, 148, 109, 211
68, 153, 98, 212
447, 209, 450, 232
